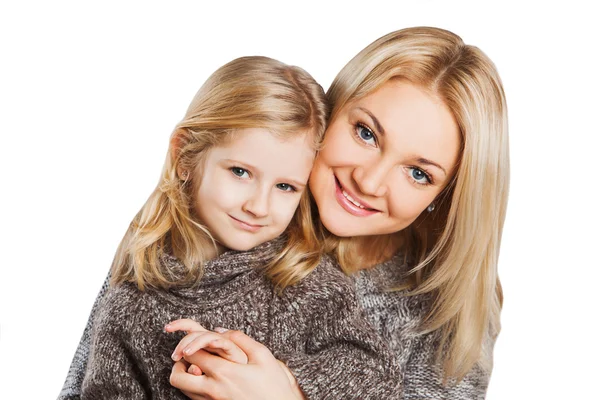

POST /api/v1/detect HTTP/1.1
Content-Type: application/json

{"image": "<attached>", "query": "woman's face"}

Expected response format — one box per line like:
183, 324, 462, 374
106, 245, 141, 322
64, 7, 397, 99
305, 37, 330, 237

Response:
310, 80, 461, 237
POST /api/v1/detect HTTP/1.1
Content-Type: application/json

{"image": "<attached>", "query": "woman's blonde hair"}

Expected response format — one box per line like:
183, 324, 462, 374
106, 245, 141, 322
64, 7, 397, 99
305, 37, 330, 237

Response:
327, 27, 509, 380
111, 56, 328, 291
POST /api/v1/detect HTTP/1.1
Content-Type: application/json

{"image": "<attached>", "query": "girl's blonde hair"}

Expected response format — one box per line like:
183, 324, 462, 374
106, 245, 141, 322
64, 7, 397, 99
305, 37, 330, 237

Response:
326, 27, 509, 380
111, 56, 328, 291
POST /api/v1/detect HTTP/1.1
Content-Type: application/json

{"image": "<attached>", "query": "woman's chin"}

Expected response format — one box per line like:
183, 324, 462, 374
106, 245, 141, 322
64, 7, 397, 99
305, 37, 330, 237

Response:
319, 212, 365, 238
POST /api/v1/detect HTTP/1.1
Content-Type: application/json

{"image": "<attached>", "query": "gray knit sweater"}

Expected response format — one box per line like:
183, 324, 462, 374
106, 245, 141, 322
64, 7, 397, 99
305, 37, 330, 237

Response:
353, 253, 493, 399
73, 239, 400, 400
60, 249, 493, 400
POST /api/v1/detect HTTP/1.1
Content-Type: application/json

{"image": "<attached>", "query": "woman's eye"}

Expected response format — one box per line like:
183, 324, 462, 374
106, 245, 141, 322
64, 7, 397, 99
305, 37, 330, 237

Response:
276, 183, 296, 192
230, 167, 249, 179
409, 167, 431, 185
355, 124, 377, 146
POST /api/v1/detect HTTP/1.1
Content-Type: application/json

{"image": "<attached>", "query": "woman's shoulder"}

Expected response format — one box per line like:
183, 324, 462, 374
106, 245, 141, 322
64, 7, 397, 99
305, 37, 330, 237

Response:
354, 253, 432, 325
358, 252, 413, 287
283, 253, 356, 301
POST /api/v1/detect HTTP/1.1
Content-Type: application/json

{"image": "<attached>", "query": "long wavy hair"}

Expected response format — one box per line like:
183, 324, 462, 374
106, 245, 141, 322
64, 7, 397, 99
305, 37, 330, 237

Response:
111, 56, 328, 291
326, 27, 509, 380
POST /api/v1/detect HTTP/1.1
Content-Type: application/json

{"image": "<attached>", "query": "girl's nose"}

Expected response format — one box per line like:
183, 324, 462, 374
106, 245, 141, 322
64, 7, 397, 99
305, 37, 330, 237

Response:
242, 188, 269, 218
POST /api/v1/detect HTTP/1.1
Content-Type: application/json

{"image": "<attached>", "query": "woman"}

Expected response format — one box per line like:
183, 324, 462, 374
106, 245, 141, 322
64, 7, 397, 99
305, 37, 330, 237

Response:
61, 26, 508, 399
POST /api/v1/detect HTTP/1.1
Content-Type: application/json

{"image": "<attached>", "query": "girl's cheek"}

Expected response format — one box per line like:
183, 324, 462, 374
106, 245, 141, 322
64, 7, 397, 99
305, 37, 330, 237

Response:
273, 195, 303, 224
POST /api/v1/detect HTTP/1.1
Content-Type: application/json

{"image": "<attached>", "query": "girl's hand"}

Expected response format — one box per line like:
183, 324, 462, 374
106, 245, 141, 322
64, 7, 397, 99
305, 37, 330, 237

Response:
169, 329, 305, 400
165, 319, 248, 365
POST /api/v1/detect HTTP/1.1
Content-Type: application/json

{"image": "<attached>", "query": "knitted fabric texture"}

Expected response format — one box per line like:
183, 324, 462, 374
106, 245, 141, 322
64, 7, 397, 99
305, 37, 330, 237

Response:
70, 238, 400, 400
353, 253, 493, 399
60, 250, 493, 399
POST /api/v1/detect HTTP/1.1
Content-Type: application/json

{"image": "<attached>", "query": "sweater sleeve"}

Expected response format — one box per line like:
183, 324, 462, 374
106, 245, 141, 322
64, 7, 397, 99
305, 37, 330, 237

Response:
401, 330, 492, 400
80, 285, 149, 400
58, 272, 111, 400
282, 261, 402, 400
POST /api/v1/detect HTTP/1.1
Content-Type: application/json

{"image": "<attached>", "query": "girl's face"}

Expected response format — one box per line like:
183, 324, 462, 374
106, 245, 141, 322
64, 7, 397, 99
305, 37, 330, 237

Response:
194, 128, 315, 256
310, 80, 461, 237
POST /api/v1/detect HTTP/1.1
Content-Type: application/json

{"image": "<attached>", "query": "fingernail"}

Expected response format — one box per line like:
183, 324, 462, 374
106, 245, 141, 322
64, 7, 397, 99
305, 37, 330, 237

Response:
184, 347, 191, 355
164, 324, 171, 330
214, 327, 229, 333
171, 351, 179, 361
189, 365, 201, 375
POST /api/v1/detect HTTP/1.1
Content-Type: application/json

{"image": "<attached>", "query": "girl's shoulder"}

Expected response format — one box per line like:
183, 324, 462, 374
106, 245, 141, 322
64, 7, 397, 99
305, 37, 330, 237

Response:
96, 282, 151, 324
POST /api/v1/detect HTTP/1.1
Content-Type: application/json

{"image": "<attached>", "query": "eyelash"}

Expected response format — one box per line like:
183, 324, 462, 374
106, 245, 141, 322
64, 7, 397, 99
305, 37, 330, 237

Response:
353, 122, 378, 147
406, 167, 433, 186
275, 183, 297, 192
351, 122, 434, 186
229, 167, 297, 192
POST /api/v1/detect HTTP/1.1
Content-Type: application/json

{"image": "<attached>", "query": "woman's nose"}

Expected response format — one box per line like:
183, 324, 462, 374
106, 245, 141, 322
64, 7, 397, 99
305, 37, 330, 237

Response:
351, 161, 389, 198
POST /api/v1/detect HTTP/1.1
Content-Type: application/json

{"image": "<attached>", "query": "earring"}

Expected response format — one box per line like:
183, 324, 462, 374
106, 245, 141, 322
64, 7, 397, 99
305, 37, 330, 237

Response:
427, 203, 435, 212
180, 170, 189, 180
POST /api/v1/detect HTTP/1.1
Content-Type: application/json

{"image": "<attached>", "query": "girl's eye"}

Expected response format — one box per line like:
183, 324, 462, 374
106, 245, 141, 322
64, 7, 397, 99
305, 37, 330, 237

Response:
355, 123, 377, 146
276, 183, 296, 192
408, 167, 432, 185
230, 167, 250, 179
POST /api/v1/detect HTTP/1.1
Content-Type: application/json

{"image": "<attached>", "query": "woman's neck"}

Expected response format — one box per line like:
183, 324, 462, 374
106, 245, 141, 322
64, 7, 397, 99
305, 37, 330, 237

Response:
353, 234, 403, 269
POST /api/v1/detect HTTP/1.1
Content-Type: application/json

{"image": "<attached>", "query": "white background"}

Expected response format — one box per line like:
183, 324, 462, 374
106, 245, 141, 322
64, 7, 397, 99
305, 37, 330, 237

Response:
1, 1, 598, 398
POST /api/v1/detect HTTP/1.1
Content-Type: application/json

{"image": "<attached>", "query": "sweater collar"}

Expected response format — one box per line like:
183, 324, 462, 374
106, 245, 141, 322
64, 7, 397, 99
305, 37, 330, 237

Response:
198, 235, 286, 285
161, 235, 286, 299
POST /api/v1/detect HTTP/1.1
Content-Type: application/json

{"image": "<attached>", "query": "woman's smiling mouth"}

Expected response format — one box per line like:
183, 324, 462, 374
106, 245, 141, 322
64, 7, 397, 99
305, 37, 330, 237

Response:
334, 175, 380, 217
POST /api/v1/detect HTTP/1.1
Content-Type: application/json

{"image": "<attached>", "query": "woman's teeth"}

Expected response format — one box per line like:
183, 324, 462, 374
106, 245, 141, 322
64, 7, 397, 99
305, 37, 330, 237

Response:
342, 189, 366, 209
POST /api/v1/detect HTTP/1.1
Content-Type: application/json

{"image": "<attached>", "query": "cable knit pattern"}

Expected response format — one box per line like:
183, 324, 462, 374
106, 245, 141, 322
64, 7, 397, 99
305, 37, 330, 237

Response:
353, 253, 492, 399
66, 238, 400, 400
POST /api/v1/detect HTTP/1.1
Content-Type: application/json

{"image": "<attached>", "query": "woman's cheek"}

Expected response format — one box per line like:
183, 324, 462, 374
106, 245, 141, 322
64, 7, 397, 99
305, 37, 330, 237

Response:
387, 186, 428, 225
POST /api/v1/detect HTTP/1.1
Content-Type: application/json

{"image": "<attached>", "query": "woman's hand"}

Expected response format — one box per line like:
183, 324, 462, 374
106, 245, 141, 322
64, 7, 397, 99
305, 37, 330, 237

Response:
169, 329, 305, 400
166, 319, 248, 365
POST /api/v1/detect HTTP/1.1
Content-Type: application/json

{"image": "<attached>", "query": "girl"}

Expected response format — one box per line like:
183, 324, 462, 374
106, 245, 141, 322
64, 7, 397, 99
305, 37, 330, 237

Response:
167, 26, 509, 399
74, 56, 400, 399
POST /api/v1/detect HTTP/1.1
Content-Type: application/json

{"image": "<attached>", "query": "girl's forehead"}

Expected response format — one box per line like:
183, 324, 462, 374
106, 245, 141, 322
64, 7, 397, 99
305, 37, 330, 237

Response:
208, 128, 316, 182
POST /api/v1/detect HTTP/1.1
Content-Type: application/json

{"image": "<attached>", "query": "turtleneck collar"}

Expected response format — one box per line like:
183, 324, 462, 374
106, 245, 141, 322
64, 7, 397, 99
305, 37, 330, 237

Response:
154, 235, 286, 307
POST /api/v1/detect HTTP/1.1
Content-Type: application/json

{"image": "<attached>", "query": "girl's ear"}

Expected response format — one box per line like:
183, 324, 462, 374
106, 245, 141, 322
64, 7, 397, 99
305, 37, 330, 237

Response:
170, 128, 190, 180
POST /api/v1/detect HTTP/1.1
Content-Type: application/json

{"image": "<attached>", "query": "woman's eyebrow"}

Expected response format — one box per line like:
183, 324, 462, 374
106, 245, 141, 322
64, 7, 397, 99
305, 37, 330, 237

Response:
358, 107, 385, 135
416, 157, 447, 176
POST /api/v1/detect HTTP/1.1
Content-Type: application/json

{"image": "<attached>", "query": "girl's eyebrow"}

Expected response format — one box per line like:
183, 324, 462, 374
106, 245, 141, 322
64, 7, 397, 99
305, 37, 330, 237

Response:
357, 107, 386, 136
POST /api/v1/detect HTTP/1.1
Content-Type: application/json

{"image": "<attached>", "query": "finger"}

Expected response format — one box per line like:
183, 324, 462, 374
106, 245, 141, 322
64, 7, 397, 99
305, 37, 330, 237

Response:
183, 349, 232, 377
172, 332, 208, 361
173, 331, 224, 361
165, 318, 208, 334
188, 364, 203, 376
170, 360, 214, 394
186, 334, 248, 364
173, 331, 229, 361
217, 329, 273, 364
